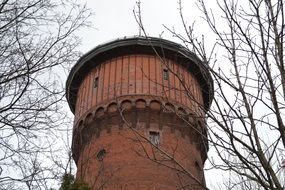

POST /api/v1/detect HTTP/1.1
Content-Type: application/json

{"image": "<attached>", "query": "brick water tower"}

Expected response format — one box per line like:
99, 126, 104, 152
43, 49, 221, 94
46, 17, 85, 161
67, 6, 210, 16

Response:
66, 36, 213, 190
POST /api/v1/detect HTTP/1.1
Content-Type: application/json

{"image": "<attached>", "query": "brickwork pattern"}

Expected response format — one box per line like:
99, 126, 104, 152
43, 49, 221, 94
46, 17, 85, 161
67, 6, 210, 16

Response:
68, 40, 212, 190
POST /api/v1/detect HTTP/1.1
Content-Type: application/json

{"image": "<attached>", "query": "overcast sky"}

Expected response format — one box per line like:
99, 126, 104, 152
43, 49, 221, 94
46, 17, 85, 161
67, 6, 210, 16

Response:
79, 0, 217, 52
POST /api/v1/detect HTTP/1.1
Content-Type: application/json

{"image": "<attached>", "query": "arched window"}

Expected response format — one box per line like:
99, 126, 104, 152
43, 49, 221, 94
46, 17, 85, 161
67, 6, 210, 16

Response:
97, 149, 106, 161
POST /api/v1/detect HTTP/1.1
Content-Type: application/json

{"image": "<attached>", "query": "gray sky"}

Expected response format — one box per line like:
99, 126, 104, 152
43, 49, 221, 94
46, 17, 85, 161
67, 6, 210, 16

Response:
79, 0, 214, 52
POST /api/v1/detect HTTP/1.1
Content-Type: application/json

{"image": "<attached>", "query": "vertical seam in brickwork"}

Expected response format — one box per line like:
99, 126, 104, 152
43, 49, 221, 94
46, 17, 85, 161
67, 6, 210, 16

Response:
95, 65, 98, 105
184, 67, 187, 106
89, 73, 92, 110
179, 65, 182, 103
190, 73, 194, 110
174, 62, 177, 101
168, 60, 171, 98
148, 56, 150, 94
141, 56, 143, 93
95, 67, 98, 105
86, 73, 90, 111
161, 58, 164, 97
120, 57, 123, 96
127, 55, 130, 94
81, 78, 85, 117
96, 65, 100, 105
108, 60, 111, 100
114, 57, 117, 98
139, 55, 144, 94
101, 62, 105, 102
182, 67, 186, 106
84, 74, 90, 112
134, 55, 137, 93
163, 60, 166, 97
84, 75, 88, 113
84, 78, 87, 116
186, 68, 190, 107
80, 81, 83, 117
175, 62, 177, 99
155, 56, 157, 95
76, 85, 79, 119
91, 69, 95, 107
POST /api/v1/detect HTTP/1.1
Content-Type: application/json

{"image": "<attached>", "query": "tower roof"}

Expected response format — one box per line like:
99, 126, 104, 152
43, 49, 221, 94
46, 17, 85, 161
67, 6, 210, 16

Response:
66, 36, 214, 113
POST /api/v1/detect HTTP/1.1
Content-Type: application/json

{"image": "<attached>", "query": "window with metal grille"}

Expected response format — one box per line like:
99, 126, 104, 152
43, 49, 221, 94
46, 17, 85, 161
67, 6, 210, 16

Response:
149, 131, 160, 145
163, 69, 169, 80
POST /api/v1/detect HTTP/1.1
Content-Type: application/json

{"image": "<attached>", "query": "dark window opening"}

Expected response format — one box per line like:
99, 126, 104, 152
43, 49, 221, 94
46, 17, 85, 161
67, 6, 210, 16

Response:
163, 69, 169, 80
149, 131, 160, 145
94, 77, 99, 88
97, 149, 106, 161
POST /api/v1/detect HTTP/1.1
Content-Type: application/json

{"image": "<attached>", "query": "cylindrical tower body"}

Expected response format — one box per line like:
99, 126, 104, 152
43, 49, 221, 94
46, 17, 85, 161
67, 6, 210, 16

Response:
66, 37, 213, 190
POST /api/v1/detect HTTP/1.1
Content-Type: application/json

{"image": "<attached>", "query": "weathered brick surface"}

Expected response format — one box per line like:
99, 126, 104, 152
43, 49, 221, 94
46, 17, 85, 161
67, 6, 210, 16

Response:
72, 53, 208, 189
74, 54, 203, 123
76, 116, 206, 190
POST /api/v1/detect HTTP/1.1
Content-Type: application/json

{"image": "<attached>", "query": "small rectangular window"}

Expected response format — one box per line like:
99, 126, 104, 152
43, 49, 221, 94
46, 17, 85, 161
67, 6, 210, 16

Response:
163, 69, 169, 80
149, 131, 160, 145
94, 77, 99, 88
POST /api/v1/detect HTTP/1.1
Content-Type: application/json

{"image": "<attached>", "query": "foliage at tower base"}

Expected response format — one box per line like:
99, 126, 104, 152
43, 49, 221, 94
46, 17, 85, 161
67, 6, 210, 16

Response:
0, 0, 91, 189
134, 0, 285, 189
59, 174, 90, 190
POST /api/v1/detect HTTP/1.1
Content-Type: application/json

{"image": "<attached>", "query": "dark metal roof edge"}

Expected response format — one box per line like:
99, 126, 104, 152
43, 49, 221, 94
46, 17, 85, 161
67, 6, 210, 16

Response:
66, 36, 213, 113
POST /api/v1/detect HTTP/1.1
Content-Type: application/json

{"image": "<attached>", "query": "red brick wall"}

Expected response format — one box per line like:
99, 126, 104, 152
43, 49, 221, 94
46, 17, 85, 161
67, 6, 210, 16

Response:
73, 53, 207, 190
74, 54, 203, 122
76, 113, 206, 190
